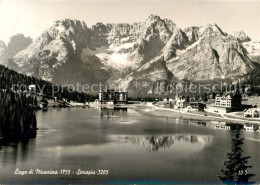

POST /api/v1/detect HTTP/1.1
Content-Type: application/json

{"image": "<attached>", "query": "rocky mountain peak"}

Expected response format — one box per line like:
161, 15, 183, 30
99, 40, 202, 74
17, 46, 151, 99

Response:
144, 15, 178, 34
163, 19, 176, 32
91, 22, 111, 34
233, 30, 251, 42
55, 19, 88, 30
198, 23, 227, 37
27, 18, 92, 56
0, 34, 32, 60
1, 15, 256, 95
143, 14, 173, 37
147, 14, 161, 21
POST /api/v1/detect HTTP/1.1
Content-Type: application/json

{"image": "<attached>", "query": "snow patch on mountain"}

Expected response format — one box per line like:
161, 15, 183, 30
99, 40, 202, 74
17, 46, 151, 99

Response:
81, 46, 110, 56
98, 52, 136, 71
121, 37, 131, 42
111, 42, 135, 52
82, 42, 136, 71
109, 53, 129, 69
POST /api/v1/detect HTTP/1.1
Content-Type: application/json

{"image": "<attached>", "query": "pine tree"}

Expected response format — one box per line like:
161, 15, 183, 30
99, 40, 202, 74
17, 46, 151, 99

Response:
218, 127, 255, 184
203, 93, 208, 102
34, 96, 38, 106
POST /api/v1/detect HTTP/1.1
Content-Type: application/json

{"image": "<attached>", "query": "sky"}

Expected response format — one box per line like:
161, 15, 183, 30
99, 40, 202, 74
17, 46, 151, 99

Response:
0, 0, 259, 44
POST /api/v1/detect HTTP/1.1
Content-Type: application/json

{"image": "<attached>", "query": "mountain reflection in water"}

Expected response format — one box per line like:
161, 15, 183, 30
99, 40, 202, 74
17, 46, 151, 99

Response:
0, 108, 260, 183
124, 135, 213, 152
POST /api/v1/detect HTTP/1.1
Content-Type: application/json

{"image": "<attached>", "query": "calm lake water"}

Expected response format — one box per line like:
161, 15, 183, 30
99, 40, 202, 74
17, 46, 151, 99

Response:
0, 107, 260, 184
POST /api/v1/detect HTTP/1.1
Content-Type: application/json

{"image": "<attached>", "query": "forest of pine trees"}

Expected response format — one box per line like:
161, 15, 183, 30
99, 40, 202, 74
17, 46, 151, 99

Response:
0, 64, 97, 140
0, 89, 37, 139
244, 67, 260, 95
0, 65, 98, 103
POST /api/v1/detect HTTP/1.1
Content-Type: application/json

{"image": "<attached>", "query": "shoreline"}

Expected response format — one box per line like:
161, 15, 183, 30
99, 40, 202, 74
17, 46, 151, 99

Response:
48, 103, 260, 125
134, 104, 260, 125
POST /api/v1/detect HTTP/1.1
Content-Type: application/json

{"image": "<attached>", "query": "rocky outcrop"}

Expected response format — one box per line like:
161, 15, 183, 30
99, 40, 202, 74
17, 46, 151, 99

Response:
5, 34, 32, 59
0, 34, 32, 63
163, 28, 189, 60
129, 14, 175, 66
163, 23, 254, 81
233, 30, 251, 42
242, 40, 260, 62
183, 26, 199, 44
166, 34, 254, 80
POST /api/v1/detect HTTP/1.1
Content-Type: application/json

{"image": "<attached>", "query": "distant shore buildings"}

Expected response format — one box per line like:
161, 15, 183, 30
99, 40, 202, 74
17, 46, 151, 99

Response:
175, 96, 188, 109
163, 95, 206, 111
244, 125, 255, 132
243, 108, 260, 118
211, 92, 251, 113
215, 93, 242, 108
189, 102, 206, 111
99, 89, 128, 104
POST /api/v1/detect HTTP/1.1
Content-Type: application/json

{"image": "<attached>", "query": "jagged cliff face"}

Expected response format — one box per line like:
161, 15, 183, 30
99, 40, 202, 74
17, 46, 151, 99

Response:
183, 26, 199, 44
232, 31, 260, 63
6, 34, 32, 59
243, 40, 260, 63
12, 20, 109, 84
166, 31, 254, 80
2, 15, 256, 94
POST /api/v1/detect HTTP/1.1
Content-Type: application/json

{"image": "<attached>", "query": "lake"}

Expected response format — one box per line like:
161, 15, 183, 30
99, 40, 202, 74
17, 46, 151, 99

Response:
0, 107, 259, 184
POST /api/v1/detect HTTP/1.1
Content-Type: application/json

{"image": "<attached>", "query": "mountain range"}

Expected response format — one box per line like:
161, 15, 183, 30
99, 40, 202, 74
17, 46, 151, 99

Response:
0, 14, 259, 95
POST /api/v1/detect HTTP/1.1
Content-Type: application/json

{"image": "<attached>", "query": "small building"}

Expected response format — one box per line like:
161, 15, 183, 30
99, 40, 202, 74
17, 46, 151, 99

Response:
215, 93, 242, 108
243, 108, 259, 118
244, 125, 254, 132
175, 95, 188, 109
163, 98, 174, 102
29, 84, 36, 93
99, 89, 128, 104
213, 92, 252, 113
39, 98, 48, 110
94, 99, 99, 104
189, 102, 206, 111
215, 125, 231, 130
